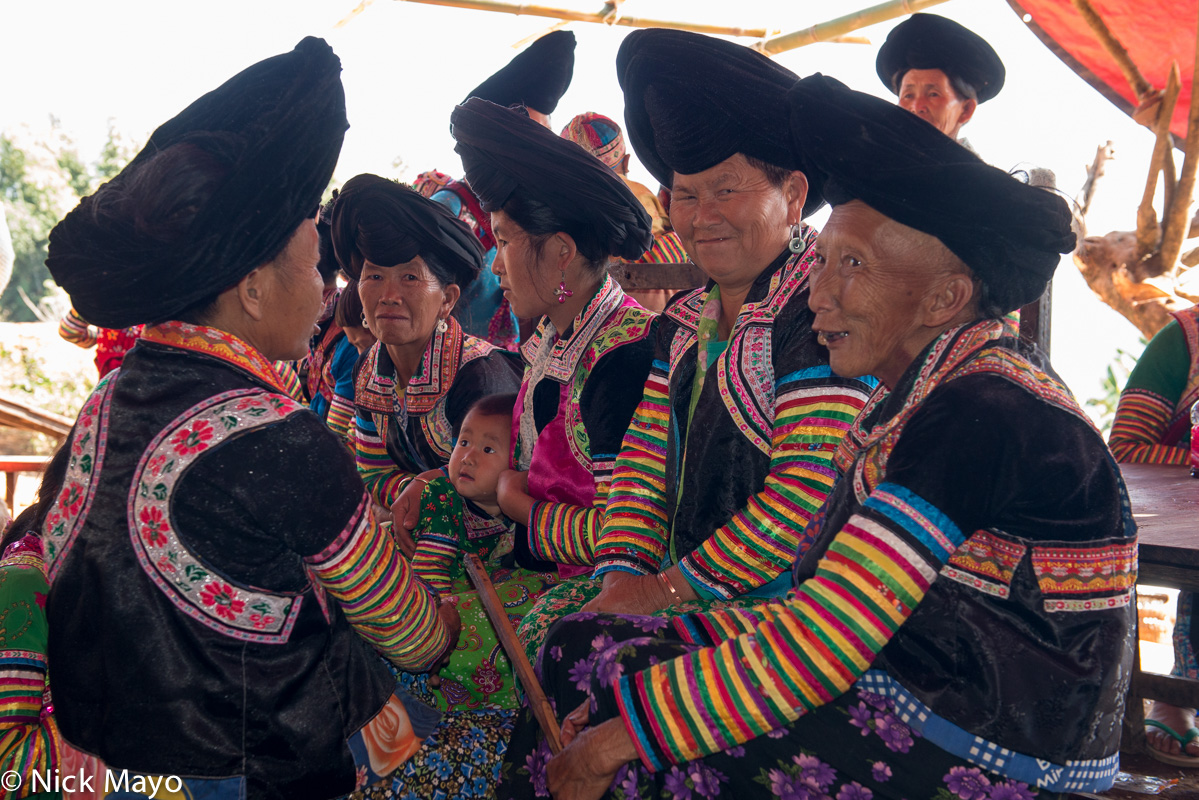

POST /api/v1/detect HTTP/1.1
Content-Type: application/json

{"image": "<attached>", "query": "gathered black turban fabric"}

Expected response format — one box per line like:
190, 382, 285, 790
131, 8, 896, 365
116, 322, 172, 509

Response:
46, 37, 347, 329
329, 174, 484, 290
464, 30, 575, 115
876, 13, 1005, 102
450, 98, 652, 261
789, 74, 1073, 314
616, 28, 824, 218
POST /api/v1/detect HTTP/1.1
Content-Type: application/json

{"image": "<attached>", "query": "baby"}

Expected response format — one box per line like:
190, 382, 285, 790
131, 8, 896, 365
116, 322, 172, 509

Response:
409, 392, 519, 596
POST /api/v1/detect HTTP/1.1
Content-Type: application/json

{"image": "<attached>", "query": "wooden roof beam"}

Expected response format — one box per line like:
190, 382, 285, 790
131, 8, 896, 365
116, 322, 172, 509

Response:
754, 0, 952, 55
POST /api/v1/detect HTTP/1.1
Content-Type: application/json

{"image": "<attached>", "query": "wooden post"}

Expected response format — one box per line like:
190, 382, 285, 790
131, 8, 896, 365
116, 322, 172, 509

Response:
1070, 0, 1155, 99
463, 553, 563, 754
1135, 62, 1181, 262
1153, 10, 1199, 279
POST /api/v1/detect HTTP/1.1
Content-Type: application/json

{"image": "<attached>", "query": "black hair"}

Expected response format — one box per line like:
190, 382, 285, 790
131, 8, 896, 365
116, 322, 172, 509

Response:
743, 155, 792, 189
452, 392, 518, 440
500, 191, 609, 277
0, 441, 73, 552
334, 280, 367, 329
342, 211, 476, 292
315, 213, 341, 285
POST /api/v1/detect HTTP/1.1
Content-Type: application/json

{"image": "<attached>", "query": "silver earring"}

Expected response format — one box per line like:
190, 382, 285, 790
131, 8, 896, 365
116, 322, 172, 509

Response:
437, 318, 449, 334
787, 224, 805, 254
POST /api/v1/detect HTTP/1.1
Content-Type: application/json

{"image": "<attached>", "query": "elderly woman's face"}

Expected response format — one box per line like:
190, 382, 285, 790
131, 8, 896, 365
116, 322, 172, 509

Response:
256, 219, 325, 361
669, 154, 805, 287
358, 257, 458, 349
808, 201, 969, 388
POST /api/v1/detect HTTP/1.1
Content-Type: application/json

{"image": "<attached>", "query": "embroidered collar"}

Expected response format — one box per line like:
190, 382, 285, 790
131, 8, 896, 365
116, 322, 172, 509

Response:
141, 322, 291, 394
519, 273, 628, 382
664, 238, 812, 334
835, 318, 1085, 475
356, 316, 501, 416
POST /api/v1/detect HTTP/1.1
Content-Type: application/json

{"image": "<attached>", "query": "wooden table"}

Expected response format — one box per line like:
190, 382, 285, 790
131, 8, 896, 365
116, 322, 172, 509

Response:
0, 455, 51, 514
1120, 462, 1199, 752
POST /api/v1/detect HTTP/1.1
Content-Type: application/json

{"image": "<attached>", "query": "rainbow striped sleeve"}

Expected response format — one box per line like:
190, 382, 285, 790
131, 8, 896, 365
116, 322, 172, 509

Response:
529, 497, 601, 566
355, 411, 411, 507
326, 392, 356, 446
593, 362, 673, 576
57, 307, 97, 348
616, 481, 962, 769
271, 361, 307, 403
306, 494, 448, 671
1109, 389, 1189, 465
679, 368, 873, 598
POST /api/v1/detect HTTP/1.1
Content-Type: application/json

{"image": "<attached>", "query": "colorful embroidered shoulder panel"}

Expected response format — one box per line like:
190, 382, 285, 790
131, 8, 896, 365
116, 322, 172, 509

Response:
141, 322, 291, 394
128, 389, 308, 644
663, 237, 818, 456
44, 370, 118, 583
835, 319, 1092, 500
1171, 305, 1199, 417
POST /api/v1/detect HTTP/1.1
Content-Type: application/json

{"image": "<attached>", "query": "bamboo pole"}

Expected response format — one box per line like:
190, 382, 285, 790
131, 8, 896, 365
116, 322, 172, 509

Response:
1136, 62, 1182, 262
463, 554, 563, 754
1153, 11, 1199, 279
754, 0, 951, 56
393, 0, 773, 38
1070, 0, 1154, 100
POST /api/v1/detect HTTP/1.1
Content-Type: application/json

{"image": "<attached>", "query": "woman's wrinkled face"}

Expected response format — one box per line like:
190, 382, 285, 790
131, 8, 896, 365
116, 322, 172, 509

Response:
357, 256, 456, 349
898, 69, 976, 139
490, 210, 554, 321
808, 201, 963, 388
669, 153, 806, 286
259, 218, 325, 361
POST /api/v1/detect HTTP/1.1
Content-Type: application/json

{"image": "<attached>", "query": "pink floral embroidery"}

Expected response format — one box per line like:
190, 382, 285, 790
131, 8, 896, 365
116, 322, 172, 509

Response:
201, 582, 245, 621
147, 454, 168, 475
139, 506, 170, 548
58, 483, 84, 517
156, 555, 177, 575
171, 419, 214, 455
249, 613, 276, 630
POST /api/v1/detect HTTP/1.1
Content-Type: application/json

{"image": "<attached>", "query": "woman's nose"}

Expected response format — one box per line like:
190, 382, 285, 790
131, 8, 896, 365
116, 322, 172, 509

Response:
808, 265, 837, 313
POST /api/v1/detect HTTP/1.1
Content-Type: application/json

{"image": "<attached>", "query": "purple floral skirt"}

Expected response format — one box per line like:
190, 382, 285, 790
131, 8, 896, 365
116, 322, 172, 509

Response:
499, 613, 1064, 800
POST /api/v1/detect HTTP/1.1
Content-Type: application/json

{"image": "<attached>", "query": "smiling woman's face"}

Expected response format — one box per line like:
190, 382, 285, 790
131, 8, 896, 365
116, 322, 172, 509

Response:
357, 256, 456, 348
668, 153, 806, 287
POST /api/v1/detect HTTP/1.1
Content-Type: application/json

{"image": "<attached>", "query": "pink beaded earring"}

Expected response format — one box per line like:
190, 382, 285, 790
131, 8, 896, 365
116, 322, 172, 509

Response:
554, 270, 573, 304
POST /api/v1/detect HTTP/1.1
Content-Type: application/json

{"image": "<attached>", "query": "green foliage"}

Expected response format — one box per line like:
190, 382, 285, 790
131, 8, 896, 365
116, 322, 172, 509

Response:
0, 122, 138, 321
0, 339, 95, 454
1085, 342, 1145, 434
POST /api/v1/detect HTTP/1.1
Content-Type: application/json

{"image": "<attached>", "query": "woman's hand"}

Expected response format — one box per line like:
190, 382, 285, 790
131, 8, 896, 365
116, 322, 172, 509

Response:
583, 566, 697, 615
560, 699, 590, 747
496, 469, 533, 523
427, 599, 461, 688
547, 718, 638, 800
389, 470, 442, 558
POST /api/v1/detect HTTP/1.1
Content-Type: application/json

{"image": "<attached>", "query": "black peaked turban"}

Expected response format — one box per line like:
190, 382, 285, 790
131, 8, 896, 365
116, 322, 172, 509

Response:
46, 37, 347, 329
464, 30, 576, 115
328, 174, 484, 290
789, 74, 1073, 314
451, 98, 652, 262
876, 13, 1005, 102
616, 28, 825, 218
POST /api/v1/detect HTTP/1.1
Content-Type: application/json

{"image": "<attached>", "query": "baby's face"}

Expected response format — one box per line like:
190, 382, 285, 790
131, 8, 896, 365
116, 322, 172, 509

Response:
447, 410, 511, 506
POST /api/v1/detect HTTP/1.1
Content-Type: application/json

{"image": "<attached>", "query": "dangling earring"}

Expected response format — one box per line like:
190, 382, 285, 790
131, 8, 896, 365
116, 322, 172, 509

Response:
436, 318, 449, 334
554, 270, 574, 304
788, 224, 806, 254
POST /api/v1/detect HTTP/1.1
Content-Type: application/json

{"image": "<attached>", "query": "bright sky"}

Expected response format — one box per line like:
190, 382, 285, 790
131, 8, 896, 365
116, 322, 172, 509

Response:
3, 0, 1168, 416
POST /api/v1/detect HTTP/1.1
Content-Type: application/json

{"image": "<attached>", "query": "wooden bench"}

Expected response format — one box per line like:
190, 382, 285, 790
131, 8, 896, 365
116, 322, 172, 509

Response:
0, 455, 51, 514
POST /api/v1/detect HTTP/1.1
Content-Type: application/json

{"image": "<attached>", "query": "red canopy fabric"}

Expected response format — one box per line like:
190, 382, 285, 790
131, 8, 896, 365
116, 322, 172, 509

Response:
1008, 0, 1195, 142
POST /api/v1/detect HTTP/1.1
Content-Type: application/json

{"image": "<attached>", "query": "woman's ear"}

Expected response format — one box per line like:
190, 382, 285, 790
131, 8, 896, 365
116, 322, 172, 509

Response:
784, 170, 810, 227
924, 272, 975, 327
440, 282, 462, 318
235, 268, 268, 321
552, 231, 580, 271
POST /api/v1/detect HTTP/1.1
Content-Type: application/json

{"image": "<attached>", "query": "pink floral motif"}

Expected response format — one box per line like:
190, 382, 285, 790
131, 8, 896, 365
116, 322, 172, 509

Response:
250, 613, 276, 630
58, 483, 84, 517
156, 555, 177, 575
171, 419, 214, 455
200, 581, 245, 621
471, 660, 504, 695
139, 506, 170, 547
235, 397, 265, 411
148, 454, 168, 475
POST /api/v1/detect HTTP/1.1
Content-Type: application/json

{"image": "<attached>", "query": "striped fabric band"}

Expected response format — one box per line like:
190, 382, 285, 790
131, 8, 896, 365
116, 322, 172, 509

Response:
306, 493, 447, 671
1108, 389, 1189, 465
856, 670, 1120, 793
614, 481, 950, 768
355, 412, 411, 507
326, 392, 357, 446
